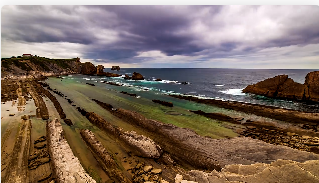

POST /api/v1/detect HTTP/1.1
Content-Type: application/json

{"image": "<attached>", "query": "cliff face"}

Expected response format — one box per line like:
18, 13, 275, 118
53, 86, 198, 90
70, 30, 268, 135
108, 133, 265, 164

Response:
243, 71, 319, 102
1, 56, 82, 79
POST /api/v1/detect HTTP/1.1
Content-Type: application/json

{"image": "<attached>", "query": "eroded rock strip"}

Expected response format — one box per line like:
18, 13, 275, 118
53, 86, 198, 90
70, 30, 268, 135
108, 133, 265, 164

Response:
80, 129, 131, 183
3, 117, 32, 183
85, 112, 162, 159
169, 94, 319, 124
47, 118, 96, 183
37, 82, 66, 120
92, 99, 319, 171
27, 83, 49, 120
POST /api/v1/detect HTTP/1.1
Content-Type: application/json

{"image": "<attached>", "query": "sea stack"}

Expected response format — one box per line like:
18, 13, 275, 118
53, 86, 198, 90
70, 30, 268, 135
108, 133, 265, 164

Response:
111, 66, 120, 71
243, 71, 319, 102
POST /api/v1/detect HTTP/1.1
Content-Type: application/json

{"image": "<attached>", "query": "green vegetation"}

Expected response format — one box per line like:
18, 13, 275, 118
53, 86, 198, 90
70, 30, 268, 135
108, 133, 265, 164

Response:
1, 55, 80, 72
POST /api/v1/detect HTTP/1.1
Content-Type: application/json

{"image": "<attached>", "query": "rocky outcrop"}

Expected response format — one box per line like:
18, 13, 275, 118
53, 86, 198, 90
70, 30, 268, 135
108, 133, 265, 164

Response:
85, 112, 162, 158
180, 159, 319, 183
47, 118, 96, 183
105, 72, 121, 77
169, 94, 319, 124
93, 99, 319, 171
132, 72, 144, 80
111, 66, 120, 71
96, 65, 105, 76
80, 129, 130, 183
28, 83, 49, 120
120, 91, 137, 97
37, 82, 66, 119
123, 74, 131, 80
81, 62, 97, 75
152, 100, 173, 107
243, 71, 319, 102
305, 71, 319, 102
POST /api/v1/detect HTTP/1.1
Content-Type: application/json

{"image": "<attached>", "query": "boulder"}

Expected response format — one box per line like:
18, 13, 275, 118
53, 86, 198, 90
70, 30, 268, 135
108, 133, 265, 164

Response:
132, 72, 144, 80
123, 74, 131, 80
96, 65, 105, 76
81, 62, 97, 75
305, 71, 319, 102
155, 78, 162, 81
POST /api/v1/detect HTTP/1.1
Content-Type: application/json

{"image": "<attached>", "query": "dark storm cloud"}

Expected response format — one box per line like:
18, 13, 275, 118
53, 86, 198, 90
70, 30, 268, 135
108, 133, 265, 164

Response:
2, 5, 319, 64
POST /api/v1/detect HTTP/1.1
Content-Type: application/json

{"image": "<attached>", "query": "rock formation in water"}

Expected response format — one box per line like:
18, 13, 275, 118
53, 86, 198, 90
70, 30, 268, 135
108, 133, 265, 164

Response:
243, 71, 319, 102
152, 100, 173, 107
111, 66, 120, 71
132, 72, 144, 80
47, 118, 96, 183
96, 65, 105, 76
81, 62, 97, 75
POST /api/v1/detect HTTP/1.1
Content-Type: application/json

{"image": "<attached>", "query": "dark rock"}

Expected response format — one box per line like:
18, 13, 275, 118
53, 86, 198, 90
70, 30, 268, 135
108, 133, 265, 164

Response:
305, 71, 319, 102
96, 65, 105, 76
81, 62, 97, 75
132, 72, 144, 80
64, 119, 73, 126
243, 71, 319, 102
123, 74, 131, 80
180, 81, 190, 85
111, 66, 120, 71
155, 78, 162, 81
120, 91, 137, 97
34, 136, 46, 144
190, 110, 235, 123
86, 83, 95, 86
105, 72, 121, 77
9, 114, 15, 116
152, 100, 173, 107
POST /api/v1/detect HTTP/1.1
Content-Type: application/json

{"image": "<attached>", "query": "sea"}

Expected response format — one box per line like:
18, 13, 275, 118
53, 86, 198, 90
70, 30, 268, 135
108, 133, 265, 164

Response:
66, 68, 319, 113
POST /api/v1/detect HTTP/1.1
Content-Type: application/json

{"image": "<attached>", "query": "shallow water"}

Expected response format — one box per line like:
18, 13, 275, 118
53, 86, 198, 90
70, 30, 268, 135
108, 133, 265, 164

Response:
78, 68, 319, 112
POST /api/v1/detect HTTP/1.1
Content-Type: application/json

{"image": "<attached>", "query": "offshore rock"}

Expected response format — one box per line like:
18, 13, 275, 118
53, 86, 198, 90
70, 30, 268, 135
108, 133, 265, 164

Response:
96, 65, 105, 76
81, 62, 97, 75
305, 71, 319, 102
132, 72, 144, 80
243, 71, 319, 102
105, 72, 121, 77
111, 66, 120, 71
47, 118, 96, 183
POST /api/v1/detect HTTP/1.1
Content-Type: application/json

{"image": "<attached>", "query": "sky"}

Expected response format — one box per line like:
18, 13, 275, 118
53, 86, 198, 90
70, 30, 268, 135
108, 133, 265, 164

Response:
1, 5, 319, 68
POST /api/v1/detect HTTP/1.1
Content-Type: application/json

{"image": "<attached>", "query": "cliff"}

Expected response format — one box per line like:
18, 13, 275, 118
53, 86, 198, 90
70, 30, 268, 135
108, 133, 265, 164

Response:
243, 71, 319, 103
1, 56, 82, 79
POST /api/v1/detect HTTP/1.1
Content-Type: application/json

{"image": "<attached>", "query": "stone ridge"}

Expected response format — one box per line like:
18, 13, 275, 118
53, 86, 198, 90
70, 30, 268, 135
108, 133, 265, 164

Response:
47, 118, 96, 183
243, 71, 319, 102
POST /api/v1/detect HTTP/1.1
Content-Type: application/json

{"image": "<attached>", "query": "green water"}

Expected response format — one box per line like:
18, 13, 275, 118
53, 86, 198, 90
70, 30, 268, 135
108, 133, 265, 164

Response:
46, 77, 238, 139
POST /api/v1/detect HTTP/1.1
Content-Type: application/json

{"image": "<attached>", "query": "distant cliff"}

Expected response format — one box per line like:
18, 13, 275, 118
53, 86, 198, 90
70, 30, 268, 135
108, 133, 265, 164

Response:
1, 56, 82, 79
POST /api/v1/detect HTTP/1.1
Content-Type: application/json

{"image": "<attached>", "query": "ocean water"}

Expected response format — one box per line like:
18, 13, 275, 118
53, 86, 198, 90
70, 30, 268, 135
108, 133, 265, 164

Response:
68, 68, 319, 112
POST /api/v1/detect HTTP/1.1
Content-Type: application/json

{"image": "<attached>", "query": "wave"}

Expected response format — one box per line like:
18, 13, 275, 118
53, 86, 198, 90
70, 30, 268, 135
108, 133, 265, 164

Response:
215, 84, 224, 87
219, 89, 245, 96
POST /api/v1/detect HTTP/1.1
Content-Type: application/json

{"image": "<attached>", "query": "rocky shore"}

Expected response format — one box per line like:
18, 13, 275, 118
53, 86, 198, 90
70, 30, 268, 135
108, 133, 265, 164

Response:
80, 129, 130, 183
169, 94, 319, 124
92, 99, 319, 170
243, 71, 319, 103
47, 118, 96, 183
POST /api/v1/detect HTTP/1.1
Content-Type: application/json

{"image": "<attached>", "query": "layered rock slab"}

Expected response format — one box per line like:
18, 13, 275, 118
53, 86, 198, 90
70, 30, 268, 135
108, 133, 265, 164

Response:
93, 99, 319, 171
80, 129, 130, 183
47, 118, 96, 183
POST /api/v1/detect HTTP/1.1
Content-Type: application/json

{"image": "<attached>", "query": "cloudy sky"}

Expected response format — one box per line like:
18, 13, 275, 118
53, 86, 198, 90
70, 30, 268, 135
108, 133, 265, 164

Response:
2, 5, 319, 68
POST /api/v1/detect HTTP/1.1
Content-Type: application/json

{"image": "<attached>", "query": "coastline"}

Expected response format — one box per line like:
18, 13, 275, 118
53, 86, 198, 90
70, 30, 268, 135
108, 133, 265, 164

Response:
1, 72, 319, 182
